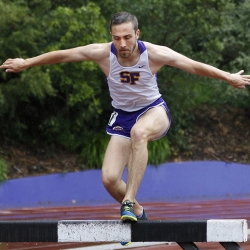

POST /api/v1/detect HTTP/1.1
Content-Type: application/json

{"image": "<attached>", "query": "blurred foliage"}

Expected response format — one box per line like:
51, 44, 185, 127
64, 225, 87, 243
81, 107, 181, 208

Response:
148, 138, 171, 166
0, 0, 250, 170
80, 132, 110, 169
0, 157, 8, 182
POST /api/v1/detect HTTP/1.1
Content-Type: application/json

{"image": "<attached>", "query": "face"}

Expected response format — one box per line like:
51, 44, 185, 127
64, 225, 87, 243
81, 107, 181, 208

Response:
111, 22, 140, 58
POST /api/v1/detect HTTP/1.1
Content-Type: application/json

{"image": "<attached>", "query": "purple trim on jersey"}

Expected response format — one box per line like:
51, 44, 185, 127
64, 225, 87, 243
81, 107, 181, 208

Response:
110, 40, 146, 55
106, 97, 171, 139
137, 40, 146, 54
111, 43, 116, 55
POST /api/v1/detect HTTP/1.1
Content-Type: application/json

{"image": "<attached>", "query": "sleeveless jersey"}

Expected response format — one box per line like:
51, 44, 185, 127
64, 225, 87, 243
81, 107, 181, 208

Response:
107, 40, 161, 112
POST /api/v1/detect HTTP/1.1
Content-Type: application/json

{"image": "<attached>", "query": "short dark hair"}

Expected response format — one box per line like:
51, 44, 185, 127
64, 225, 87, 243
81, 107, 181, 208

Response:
110, 12, 138, 32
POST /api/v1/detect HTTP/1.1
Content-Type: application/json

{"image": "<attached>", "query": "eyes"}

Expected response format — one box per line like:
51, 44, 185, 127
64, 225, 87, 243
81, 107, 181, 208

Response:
113, 35, 132, 41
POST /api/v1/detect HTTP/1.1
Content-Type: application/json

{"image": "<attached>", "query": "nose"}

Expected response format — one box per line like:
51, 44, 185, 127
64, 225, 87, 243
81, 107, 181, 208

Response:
120, 38, 126, 47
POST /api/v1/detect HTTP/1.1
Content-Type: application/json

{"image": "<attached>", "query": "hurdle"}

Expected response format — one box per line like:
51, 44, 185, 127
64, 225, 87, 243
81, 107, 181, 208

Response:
0, 219, 248, 250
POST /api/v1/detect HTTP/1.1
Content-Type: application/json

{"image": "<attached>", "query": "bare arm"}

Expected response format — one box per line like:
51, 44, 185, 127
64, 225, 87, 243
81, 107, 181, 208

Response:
0, 43, 111, 73
146, 42, 250, 89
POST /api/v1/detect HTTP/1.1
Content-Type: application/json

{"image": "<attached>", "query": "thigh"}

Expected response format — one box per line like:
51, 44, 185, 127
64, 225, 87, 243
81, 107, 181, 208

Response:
132, 106, 170, 141
102, 135, 131, 179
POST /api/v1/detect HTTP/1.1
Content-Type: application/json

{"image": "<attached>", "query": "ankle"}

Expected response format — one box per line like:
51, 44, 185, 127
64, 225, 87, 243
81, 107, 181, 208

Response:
134, 205, 143, 217
122, 198, 134, 204
122, 199, 135, 205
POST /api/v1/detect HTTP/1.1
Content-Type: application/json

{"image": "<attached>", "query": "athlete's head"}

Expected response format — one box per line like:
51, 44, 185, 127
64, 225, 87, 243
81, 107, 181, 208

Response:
109, 12, 138, 33
110, 12, 140, 59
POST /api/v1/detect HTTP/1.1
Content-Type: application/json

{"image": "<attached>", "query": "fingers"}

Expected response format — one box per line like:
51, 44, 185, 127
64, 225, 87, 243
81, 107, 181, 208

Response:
242, 75, 250, 86
230, 71, 250, 89
0, 58, 12, 65
238, 85, 246, 89
236, 70, 244, 75
232, 84, 245, 89
0, 58, 23, 73
0, 64, 11, 72
5, 69, 15, 73
0, 59, 11, 70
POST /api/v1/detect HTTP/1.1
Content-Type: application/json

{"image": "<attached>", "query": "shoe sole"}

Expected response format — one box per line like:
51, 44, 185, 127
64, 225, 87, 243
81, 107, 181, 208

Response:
121, 241, 132, 246
121, 214, 138, 222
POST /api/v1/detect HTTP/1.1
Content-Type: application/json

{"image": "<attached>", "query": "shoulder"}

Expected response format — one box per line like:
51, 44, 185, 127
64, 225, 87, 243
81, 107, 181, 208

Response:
88, 42, 112, 51
78, 42, 112, 62
142, 41, 168, 67
143, 41, 185, 66
143, 41, 164, 52
143, 41, 171, 58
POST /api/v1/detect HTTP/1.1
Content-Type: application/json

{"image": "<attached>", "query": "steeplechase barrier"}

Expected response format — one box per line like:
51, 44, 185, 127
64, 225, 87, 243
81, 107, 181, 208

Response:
0, 219, 248, 250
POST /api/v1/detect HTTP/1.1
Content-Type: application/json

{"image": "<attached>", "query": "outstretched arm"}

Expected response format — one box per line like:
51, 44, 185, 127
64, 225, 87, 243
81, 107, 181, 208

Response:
0, 43, 110, 73
167, 55, 250, 89
146, 42, 250, 89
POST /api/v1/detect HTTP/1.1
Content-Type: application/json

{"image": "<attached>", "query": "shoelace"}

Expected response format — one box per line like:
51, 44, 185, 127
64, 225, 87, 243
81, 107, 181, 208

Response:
122, 201, 135, 211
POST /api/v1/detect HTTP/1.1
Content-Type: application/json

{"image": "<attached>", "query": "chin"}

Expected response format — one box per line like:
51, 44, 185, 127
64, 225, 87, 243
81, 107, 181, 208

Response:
120, 52, 130, 58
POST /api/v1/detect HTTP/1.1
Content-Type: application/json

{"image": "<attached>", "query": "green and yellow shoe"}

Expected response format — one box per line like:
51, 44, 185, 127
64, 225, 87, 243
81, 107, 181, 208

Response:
137, 208, 148, 221
120, 241, 132, 246
120, 201, 148, 246
120, 200, 137, 222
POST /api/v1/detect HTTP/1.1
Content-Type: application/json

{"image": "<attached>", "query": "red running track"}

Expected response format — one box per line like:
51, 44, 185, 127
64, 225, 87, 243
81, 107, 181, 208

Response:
0, 199, 250, 250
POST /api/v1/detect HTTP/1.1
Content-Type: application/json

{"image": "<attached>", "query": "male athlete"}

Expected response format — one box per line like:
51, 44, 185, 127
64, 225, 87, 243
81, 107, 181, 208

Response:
1, 12, 250, 246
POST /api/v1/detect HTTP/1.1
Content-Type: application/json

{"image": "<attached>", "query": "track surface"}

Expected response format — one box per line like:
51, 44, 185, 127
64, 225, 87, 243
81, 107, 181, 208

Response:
0, 199, 250, 249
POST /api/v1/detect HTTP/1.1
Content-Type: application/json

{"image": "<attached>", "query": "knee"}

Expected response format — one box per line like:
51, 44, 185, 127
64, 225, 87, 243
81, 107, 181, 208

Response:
102, 169, 119, 189
130, 126, 147, 144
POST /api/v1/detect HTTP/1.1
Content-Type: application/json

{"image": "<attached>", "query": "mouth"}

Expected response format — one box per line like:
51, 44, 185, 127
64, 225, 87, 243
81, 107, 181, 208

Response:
119, 49, 131, 58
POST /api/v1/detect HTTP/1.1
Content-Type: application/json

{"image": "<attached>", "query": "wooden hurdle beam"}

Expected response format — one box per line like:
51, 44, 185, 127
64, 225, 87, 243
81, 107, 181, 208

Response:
0, 219, 248, 250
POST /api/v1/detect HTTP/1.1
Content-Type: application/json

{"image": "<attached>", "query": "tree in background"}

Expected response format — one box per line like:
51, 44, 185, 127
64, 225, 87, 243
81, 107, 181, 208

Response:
92, 0, 250, 154
0, 1, 110, 156
0, 0, 249, 169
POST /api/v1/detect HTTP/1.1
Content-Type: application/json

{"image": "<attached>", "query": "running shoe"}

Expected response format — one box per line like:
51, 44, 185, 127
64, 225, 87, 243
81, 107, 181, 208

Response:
137, 208, 148, 221
120, 200, 137, 222
120, 203, 148, 246
120, 241, 132, 246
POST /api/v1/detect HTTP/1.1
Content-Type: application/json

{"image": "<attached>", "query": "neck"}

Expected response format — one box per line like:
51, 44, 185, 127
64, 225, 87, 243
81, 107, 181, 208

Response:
117, 42, 140, 67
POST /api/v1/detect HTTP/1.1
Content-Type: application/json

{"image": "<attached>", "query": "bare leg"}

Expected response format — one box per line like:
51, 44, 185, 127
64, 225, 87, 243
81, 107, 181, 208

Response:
123, 106, 170, 203
102, 135, 142, 215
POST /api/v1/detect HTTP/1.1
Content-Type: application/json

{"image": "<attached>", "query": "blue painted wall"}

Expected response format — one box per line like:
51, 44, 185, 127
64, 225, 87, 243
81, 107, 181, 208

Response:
0, 161, 250, 208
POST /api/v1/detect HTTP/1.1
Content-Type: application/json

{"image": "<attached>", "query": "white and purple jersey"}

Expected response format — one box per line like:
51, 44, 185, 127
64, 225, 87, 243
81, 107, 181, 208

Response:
106, 40, 171, 139
107, 40, 161, 112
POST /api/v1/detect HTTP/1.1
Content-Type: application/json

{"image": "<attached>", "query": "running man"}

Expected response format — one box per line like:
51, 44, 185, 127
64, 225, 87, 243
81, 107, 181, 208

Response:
1, 11, 250, 246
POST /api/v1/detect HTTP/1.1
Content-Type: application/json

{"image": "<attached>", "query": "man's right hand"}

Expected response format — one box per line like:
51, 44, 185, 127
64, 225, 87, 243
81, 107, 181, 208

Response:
0, 58, 26, 73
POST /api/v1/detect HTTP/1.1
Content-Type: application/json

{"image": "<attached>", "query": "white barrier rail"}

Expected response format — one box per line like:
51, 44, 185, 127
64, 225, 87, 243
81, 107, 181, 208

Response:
0, 219, 248, 250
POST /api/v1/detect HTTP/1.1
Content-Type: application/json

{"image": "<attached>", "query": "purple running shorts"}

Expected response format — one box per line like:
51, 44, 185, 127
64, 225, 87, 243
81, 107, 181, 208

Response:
106, 97, 171, 139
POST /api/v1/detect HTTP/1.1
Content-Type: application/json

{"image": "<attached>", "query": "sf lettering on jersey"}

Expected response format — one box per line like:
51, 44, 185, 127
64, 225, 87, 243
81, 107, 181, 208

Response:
120, 71, 140, 85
